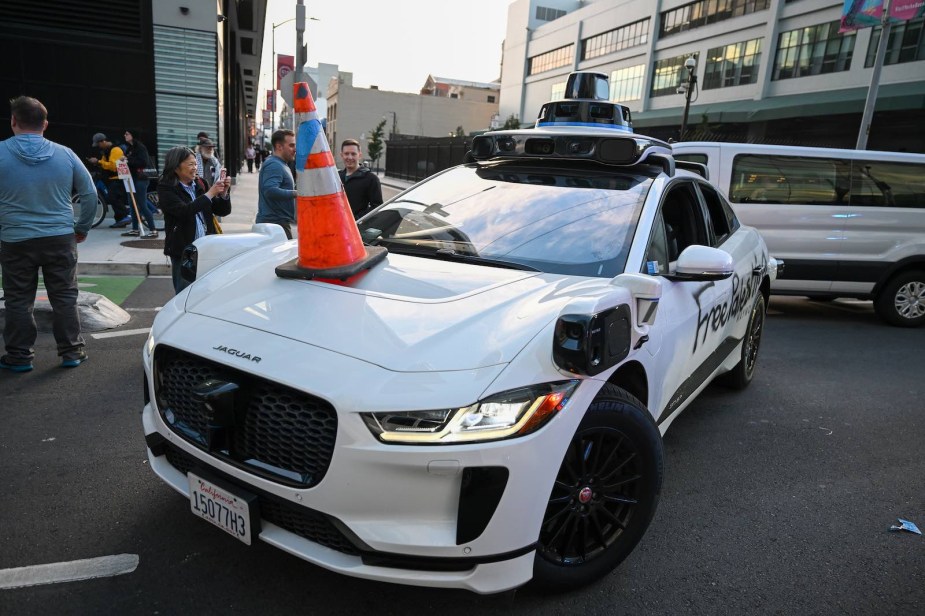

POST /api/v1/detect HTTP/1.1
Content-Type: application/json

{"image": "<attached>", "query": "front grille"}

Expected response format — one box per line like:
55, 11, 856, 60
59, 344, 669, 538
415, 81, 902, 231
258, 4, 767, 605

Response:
163, 444, 359, 556
154, 346, 337, 488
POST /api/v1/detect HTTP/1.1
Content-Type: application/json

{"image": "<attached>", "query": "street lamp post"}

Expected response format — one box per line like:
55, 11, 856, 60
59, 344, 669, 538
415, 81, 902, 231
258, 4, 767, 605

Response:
271, 17, 296, 134
678, 56, 697, 141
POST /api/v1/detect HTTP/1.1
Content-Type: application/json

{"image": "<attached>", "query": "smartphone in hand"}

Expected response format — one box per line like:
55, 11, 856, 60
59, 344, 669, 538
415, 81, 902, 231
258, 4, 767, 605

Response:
218, 168, 229, 197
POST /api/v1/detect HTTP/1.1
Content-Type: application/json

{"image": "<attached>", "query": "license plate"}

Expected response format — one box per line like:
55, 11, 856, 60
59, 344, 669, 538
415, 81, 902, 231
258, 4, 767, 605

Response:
188, 472, 257, 545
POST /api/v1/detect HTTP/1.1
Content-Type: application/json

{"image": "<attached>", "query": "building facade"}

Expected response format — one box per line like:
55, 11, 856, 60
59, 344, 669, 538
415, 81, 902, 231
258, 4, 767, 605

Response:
501, 0, 925, 151
0, 0, 266, 173
325, 73, 500, 170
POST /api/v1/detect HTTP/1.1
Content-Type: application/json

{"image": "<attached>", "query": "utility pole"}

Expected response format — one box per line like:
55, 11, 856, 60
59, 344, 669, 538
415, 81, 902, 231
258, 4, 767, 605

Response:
295, 1, 306, 85
856, 0, 892, 150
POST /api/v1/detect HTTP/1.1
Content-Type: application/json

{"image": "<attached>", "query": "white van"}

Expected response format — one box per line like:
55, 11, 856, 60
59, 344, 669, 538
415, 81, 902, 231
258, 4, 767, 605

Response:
671, 142, 925, 327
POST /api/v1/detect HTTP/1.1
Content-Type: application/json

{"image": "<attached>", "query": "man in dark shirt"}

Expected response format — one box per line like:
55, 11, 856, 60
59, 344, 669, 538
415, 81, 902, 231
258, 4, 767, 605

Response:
338, 139, 382, 220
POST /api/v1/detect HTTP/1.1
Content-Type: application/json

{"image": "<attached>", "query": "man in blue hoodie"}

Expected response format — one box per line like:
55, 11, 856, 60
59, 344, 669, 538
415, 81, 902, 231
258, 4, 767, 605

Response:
0, 96, 96, 372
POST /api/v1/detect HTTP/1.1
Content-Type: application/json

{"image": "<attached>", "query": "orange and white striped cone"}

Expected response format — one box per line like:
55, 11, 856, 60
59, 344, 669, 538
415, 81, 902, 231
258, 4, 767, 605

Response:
276, 82, 387, 281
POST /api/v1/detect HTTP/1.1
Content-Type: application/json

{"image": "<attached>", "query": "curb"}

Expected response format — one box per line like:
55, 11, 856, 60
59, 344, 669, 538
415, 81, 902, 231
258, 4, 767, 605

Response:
78, 262, 171, 276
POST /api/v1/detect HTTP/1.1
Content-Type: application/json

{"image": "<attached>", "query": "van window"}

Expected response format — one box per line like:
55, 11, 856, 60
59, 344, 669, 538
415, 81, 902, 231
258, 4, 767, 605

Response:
674, 153, 708, 166
730, 155, 845, 205
850, 160, 925, 208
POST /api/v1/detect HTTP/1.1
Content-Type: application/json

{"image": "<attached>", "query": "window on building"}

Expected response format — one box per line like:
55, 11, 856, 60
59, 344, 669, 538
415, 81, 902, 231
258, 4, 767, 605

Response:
582, 19, 650, 60
772, 21, 855, 80
528, 44, 575, 75
866, 17, 925, 67
651, 53, 698, 97
550, 82, 566, 100
536, 6, 567, 22
487, 95, 496, 103
661, 0, 770, 38
703, 38, 762, 89
610, 65, 646, 101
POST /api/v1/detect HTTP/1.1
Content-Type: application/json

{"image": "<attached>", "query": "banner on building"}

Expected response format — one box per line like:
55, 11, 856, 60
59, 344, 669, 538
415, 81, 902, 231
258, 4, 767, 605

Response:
891, 1, 925, 20
267, 90, 276, 112
840, 0, 925, 33
262, 109, 272, 127
277, 54, 294, 89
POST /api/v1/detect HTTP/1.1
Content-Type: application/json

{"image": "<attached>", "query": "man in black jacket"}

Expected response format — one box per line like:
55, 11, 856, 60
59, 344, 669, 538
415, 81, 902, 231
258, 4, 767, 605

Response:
338, 139, 382, 219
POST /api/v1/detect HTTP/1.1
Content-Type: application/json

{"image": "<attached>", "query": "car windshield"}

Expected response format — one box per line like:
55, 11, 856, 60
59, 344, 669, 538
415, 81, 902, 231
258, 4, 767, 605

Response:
359, 162, 653, 277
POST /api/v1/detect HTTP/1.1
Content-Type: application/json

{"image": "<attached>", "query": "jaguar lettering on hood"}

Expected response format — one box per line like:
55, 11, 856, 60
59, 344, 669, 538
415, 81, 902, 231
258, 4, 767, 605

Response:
212, 345, 261, 363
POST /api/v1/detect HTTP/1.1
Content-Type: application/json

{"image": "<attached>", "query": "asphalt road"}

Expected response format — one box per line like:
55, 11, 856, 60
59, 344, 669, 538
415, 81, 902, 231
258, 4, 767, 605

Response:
1, 283, 922, 615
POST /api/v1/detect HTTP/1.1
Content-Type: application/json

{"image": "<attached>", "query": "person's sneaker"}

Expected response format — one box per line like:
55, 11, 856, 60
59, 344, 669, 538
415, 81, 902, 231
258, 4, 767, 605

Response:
110, 216, 132, 228
142, 231, 159, 239
121, 229, 141, 236
0, 356, 33, 372
61, 352, 88, 368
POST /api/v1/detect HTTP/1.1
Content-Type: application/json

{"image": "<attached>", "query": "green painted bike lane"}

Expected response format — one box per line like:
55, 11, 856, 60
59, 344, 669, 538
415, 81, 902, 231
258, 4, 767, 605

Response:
0, 275, 145, 306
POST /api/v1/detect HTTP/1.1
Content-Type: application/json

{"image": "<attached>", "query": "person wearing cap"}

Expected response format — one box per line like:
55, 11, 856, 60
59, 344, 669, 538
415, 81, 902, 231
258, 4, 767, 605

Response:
195, 138, 223, 185
88, 132, 131, 227
256, 129, 296, 239
338, 139, 382, 220
0, 96, 97, 372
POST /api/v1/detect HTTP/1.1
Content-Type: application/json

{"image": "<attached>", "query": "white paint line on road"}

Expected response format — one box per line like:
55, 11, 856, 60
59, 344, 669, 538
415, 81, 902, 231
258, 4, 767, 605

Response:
125, 307, 162, 312
0, 554, 139, 590
91, 328, 151, 339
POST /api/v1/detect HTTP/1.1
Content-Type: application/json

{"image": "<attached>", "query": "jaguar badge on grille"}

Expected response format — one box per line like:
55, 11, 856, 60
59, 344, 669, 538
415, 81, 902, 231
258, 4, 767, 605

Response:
213, 344, 262, 363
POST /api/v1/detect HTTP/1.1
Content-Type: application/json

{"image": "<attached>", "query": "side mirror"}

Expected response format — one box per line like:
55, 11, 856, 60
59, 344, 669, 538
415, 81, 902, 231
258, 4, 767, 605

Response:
180, 244, 198, 283
668, 245, 733, 281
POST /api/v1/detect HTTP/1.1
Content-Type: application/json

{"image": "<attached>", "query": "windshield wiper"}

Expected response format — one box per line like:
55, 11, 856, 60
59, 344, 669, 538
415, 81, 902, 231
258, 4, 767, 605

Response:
372, 239, 537, 271
433, 248, 538, 271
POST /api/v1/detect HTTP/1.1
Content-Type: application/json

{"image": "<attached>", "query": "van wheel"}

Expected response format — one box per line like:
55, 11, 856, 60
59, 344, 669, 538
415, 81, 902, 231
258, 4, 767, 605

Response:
718, 293, 766, 390
533, 385, 662, 592
875, 270, 925, 327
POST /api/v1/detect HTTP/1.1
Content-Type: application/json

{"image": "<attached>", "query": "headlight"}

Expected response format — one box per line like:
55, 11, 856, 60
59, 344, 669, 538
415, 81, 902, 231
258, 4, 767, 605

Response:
362, 380, 579, 444
144, 332, 155, 357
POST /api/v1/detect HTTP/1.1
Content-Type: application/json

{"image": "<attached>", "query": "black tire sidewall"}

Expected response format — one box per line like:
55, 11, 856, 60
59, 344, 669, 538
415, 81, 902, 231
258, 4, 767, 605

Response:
876, 270, 925, 327
533, 384, 663, 592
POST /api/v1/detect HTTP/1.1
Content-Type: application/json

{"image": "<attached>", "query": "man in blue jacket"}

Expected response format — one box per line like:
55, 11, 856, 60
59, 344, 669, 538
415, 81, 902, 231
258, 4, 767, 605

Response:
255, 129, 297, 239
0, 96, 97, 372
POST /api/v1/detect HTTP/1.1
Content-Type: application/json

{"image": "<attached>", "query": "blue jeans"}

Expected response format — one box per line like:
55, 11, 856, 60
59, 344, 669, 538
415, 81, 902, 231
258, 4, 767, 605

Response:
128, 179, 157, 232
170, 256, 192, 295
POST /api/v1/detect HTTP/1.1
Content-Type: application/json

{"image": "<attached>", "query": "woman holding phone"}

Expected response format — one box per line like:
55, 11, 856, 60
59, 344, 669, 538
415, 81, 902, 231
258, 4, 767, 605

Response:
157, 146, 231, 294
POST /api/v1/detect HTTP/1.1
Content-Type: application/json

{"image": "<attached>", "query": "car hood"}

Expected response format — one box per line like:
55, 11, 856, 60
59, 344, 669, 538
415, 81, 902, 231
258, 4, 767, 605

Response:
183, 244, 590, 372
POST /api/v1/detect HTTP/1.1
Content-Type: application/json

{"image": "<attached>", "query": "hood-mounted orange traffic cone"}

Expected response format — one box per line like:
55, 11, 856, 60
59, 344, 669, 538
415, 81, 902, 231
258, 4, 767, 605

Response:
276, 82, 387, 281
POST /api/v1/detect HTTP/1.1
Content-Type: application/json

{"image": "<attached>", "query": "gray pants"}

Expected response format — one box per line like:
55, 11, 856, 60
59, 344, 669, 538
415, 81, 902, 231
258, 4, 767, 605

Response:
1, 234, 84, 363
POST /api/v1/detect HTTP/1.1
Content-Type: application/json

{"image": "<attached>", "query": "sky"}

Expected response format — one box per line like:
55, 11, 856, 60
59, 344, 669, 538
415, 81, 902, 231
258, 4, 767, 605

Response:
258, 0, 513, 105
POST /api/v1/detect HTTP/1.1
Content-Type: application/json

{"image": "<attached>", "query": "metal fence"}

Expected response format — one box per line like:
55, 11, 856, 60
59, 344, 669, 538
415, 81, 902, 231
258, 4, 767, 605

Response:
385, 136, 472, 183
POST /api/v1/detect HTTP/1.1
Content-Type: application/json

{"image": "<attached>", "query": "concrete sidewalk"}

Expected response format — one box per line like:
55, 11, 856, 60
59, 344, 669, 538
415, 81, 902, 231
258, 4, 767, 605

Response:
77, 170, 413, 276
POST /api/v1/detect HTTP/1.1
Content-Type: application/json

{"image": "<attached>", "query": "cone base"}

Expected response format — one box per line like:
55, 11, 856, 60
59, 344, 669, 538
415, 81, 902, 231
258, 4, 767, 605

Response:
275, 246, 388, 281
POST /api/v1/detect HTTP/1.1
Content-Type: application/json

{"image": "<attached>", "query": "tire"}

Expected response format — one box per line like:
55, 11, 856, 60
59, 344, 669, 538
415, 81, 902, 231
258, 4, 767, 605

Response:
533, 384, 663, 592
72, 192, 107, 229
875, 270, 925, 328
718, 293, 766, 390
91, 191, 107, 228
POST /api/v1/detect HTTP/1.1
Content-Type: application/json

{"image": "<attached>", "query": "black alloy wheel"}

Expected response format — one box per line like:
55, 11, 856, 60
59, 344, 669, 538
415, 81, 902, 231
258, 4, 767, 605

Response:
534, 385, 663, 592
719, 293, 766, 390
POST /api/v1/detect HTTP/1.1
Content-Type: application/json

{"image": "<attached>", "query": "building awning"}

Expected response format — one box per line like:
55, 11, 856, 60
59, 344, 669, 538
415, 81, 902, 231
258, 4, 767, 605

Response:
632, 81, 925, 127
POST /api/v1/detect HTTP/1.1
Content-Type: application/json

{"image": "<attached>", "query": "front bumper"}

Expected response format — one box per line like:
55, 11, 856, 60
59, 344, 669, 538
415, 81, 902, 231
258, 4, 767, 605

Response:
141, 316, 598, 593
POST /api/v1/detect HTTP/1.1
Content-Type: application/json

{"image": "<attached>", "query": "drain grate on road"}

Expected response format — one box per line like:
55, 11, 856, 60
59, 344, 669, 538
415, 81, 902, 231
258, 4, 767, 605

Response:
121, 239, 165, 250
